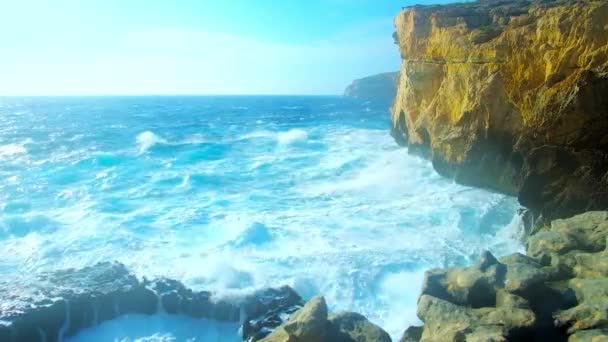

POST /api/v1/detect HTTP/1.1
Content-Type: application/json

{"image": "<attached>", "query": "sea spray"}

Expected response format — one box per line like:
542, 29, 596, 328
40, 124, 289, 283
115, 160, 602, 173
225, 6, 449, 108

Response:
0, 96, 523, 340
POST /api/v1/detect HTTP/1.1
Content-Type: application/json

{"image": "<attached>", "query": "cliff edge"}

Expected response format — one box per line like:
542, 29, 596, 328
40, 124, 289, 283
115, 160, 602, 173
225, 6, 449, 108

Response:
391, 0, 608, 221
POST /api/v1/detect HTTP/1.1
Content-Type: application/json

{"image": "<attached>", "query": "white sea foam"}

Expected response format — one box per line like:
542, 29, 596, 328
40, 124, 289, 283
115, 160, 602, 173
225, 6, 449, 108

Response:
136, 131, 166, 153
238, 130, 275, 140
67, 314, 241, 342
277, 129, 308, 145
0, 143, 27, 158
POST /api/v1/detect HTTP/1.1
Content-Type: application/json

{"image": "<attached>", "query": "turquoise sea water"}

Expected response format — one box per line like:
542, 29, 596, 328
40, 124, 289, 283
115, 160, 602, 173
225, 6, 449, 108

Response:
0, 96, 522, 340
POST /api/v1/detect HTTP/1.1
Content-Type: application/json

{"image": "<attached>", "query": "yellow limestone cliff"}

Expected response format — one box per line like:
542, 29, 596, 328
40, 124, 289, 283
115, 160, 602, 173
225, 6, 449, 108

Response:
391, 0, 608, 221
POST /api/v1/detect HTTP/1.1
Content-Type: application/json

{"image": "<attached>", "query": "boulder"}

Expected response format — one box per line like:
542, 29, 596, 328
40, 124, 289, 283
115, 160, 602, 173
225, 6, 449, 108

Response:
328, 312, 391, 342
259, 296, 392, 342
568, 329, 608, 342
408, 212, 608, 341
416, 295, 536, 342
399, 326, 423, 342
528, 212, 608, 260
259, 296, 329, 342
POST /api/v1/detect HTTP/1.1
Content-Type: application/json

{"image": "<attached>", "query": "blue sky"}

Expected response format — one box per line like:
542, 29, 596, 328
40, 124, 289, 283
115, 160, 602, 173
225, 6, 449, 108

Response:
0, 0, 459, 95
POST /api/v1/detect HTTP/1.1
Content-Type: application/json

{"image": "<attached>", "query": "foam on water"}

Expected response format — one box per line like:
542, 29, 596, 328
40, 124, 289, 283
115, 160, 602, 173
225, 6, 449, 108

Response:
277, 128, 308, 145
67, 314, 241, 342
0, 142, 28, 158
136, 131, 167, 153
0, 96, 523, 339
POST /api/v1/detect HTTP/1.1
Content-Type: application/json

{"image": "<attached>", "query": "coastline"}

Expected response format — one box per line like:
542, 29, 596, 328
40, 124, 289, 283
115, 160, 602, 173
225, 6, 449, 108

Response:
2, 0, 607, 341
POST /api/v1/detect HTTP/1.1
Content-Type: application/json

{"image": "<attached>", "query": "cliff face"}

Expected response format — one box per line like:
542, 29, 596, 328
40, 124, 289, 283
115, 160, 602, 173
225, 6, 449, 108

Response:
391, 0, 608, 221
344, 72, 399, 103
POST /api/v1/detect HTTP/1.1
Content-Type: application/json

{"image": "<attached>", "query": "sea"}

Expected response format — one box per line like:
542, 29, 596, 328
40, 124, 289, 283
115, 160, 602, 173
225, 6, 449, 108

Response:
0, 96, 523, 341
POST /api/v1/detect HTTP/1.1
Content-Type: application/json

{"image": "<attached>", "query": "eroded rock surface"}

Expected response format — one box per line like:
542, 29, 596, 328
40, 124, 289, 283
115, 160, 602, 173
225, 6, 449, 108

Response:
259, 296, 391, 342
0, 262, 302, 342
391, 0, 608, 222
403, 211, 608, 341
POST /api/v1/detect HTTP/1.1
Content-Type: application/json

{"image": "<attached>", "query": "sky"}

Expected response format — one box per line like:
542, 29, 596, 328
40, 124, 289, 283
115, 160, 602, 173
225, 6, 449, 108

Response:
0, 0, 460, 95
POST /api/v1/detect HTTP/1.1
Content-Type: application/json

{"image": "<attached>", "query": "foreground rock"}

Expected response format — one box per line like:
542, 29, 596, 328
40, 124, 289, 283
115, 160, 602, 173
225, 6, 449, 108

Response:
403, 211, 608, 341
344, 72, 399, 104
0, 262, 302, 342
259, 296, 391, 342
390, 0, 608, 222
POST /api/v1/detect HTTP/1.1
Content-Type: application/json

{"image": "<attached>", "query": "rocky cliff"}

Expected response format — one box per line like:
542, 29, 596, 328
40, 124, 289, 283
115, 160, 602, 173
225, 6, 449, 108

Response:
344, 72, 399, 103
391, 0, 608, 222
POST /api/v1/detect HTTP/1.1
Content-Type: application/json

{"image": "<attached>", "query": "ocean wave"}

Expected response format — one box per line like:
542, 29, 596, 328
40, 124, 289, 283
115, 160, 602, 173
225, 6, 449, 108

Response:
136, 131, 167, 154
0, 97, 524, 341
136, 131, 208, 154
277, 129, 308, 145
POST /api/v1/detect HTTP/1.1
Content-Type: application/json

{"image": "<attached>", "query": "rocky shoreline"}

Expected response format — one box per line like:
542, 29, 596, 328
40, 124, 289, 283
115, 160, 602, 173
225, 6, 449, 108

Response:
402, 211, 608, 341
388, 0, 608, 341
0, 262, 391, 342
3, 1, 608, 341
0, 261, 304, 341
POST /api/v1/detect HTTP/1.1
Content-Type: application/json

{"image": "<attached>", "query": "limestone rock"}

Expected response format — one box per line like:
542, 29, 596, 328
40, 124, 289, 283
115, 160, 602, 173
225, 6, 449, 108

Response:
329, 312, 391, 342
555, 278, 608, 334
422, 250, 506, 308
568, 329, 608, 342
528, 211, 608, 262
390, 0, 608, 221
399, 326, 423, 342
416, 294, 536, 342
260, 296, 328, 342
259, 296, 392, 342
409, 212, 608, 341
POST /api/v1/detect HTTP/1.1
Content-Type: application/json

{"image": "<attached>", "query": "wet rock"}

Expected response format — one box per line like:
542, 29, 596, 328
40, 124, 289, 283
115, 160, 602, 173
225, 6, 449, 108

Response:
259, 296, 329, 342
573, 250, 608, 279
528, 211, 608, 260
242, 287, 304, 341
399, 326, 423, 342
421, 250, 505, 308
258, 296, 392, 342
554, 278, 608, 334
416, 294, 535, 342
0, 262, 157, 342
568, 329, 608, 342
0, 262, 303, 342
408, 211, 608, 341
500, 253, 563, 296
328, 312, 391, 342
